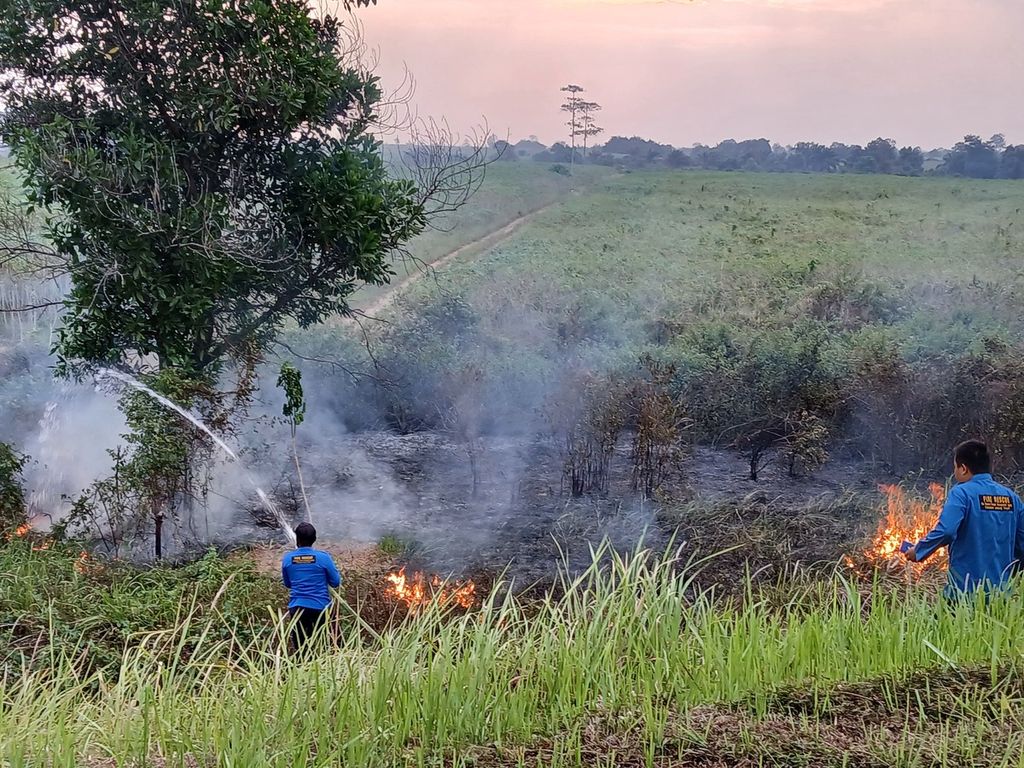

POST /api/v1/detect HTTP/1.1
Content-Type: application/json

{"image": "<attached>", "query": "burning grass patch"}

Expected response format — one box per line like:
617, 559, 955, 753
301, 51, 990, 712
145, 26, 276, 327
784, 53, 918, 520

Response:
664, 483, 958, 603
846, 482, 948, 577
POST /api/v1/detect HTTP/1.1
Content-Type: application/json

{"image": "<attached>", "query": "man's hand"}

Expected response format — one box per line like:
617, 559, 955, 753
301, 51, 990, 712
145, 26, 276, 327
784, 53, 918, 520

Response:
903, 545, 918, 563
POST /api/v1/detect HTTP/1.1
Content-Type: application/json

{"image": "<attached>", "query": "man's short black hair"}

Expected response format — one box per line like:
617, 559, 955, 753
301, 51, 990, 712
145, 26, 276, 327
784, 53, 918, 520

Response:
954, 439, 991, 475
295, 522, 317, 548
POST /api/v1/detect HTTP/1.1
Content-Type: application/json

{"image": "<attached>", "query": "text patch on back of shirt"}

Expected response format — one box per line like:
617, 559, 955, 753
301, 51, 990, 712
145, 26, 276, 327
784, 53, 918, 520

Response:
979, 494, 1014, 512
292, 555, 317, 564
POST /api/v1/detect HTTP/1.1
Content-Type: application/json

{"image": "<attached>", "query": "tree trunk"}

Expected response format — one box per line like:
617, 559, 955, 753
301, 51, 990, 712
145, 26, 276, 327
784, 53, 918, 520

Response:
569, 105, 577, 173
154, 509, 164, 561
468, 445, 479, 499
292, 432, 312, 522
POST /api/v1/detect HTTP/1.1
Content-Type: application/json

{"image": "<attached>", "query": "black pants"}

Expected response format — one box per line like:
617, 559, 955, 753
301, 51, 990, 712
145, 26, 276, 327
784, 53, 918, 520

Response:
289, 606, 327, 653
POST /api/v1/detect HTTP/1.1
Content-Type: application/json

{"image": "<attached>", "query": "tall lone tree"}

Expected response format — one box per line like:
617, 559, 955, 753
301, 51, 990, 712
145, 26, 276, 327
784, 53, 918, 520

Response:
559, 84, 585, 171
0, 0, 430, 385
578, 100, 603, 159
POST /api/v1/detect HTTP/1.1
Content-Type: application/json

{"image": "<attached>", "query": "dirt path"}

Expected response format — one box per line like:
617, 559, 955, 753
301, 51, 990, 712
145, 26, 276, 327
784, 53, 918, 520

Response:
246, 541, 391, 579
353, 202, 557, 323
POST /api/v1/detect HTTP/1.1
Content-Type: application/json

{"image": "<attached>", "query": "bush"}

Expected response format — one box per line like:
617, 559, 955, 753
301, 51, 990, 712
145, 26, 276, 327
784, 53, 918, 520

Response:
671, 320, 846, 480
628, 354, 689, 494
0, 542, 283, 676
547, 370, 627, 497
0, 442, 25, 530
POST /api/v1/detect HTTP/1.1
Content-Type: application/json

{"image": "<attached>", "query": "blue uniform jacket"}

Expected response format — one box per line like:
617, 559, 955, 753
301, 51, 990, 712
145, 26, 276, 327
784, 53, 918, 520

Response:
914, 474, 1024, 594
281, 547, 342, 611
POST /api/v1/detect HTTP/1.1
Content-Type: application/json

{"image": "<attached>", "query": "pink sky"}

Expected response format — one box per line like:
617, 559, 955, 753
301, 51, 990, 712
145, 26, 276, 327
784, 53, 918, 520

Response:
358, 0, 1024, 149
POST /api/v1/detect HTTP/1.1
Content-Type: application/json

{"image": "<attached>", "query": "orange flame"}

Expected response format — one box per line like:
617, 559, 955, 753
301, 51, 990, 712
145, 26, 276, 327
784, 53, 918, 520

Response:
5, 522, 92, 568
73, 552, 90, 574
5, 520, 40, 545
859, 483, 947, 572
384, 567, 476, 610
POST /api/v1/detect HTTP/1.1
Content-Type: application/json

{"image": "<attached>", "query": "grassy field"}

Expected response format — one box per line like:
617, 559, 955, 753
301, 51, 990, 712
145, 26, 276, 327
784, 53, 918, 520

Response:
396, 170, 1024, 348
351, 170, 1024, 474
7, 168, 1024, 766
347, 164, 608, 314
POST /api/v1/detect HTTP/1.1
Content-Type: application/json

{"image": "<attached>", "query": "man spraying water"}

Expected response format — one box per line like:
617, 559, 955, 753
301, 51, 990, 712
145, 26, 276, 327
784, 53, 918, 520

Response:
281, 522, 341, 651
904, 440, 1024, 598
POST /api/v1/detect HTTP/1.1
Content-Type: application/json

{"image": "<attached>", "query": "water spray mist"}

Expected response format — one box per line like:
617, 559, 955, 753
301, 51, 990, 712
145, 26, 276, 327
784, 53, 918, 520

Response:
98, 368, 298, 548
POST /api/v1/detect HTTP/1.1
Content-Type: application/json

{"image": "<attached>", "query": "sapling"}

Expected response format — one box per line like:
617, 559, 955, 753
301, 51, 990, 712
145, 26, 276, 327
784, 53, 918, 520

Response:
277, 363, 311, 523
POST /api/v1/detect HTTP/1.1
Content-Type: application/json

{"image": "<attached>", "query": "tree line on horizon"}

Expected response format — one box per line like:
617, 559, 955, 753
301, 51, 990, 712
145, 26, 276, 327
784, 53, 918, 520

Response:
496, 133, 1024, 180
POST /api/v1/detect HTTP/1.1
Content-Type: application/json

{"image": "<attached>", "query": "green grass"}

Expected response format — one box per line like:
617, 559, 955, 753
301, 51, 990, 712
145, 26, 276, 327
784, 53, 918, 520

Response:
376, 532, 414, 558
0, 540, 283, 676
348, 164, 609, 313
4, 540, 1024, 766
402, 171, 1024, 343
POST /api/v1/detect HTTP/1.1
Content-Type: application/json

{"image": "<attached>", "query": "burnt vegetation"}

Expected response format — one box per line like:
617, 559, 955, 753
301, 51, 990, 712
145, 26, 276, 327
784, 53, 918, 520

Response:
309, 253, 1024, 509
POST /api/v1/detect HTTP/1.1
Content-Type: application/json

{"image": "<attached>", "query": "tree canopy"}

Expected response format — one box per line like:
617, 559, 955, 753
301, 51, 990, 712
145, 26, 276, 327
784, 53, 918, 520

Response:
0, 0, 425, 378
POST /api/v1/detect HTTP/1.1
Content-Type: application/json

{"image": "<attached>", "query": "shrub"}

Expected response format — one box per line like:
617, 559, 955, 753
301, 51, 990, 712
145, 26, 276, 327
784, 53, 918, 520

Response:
629, 354, 689, 495
547, 370, 627, 497
671, 320, 846, 480
0, 442, 25, 530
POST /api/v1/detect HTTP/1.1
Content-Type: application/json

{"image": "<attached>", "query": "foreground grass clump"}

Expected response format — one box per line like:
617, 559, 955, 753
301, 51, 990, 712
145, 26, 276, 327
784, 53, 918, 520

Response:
3, 544, 1024, 766
0, 540, 282, 675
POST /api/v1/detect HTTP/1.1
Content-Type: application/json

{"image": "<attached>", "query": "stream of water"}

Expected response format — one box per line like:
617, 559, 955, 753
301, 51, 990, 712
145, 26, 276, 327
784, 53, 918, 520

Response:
98, 368, 298, 548
26, 385, 73, 519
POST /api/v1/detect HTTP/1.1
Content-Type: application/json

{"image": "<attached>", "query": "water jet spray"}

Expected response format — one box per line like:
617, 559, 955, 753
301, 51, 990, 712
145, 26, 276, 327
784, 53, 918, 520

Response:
97, 368, 298, 548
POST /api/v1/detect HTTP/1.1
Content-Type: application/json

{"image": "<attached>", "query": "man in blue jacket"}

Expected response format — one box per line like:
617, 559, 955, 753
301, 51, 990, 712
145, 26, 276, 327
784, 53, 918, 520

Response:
281, 522, 341, 651
905, 440, 1024, 598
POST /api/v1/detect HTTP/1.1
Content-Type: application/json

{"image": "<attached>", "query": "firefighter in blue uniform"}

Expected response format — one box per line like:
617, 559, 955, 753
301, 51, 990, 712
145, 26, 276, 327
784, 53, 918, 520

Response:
281, 522, 342, 651
905, 440, 1024, 598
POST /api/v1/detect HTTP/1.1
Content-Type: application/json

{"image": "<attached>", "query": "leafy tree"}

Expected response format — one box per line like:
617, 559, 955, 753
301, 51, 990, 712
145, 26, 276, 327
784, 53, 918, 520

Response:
864, 138, 898, 175
535, 142, 573, 164
1000, 145, 1024, 180
0, 0, 428, 384
789, 142, 838, 173
493, 139, 517, 161
897, 146, 924, 177
707, 139, 772, 171
828, 142, 855, 170
0, 0, 489, 552
941, 135, 1000, 179
666, 149, 692, 169
602, 136, 671, 167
